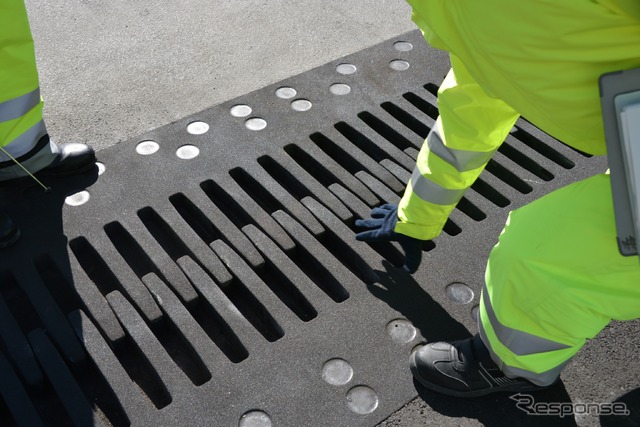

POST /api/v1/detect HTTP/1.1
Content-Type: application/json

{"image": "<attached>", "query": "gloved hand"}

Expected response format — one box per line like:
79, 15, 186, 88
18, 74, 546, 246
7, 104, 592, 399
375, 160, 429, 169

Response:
355, 204, 423, 273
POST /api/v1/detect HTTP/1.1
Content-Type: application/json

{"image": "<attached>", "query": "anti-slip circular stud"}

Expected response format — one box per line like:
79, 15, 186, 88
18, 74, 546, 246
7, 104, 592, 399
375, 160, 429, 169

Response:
346, 386, 379, 414
330, 83, 351, 95
389, 60, 410, 71
275, 87, 297, 99
336, 63, 357, 75
96, 162, 106, 175
393, 41, 413, 52
291, 99, 312, 112
230, 105, 253, 117
445, 282, 475, 304
65, 191, 90, 206
322, 358, 354, 386
135, 140, 159, 155
245, 118, 267, 131
471, 305, 480, 324
386, 319, 417, 344
176, 145, 200, 159
187, 121, 209, 135
238, 410, 272, 427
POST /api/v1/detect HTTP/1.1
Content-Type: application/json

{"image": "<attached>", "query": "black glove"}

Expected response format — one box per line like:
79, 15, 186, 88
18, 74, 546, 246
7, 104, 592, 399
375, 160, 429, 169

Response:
355, 204, 423, 273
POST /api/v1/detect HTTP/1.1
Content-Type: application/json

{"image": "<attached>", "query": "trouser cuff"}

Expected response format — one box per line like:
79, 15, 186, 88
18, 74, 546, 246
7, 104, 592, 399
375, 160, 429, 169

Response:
0, 135, 59, 181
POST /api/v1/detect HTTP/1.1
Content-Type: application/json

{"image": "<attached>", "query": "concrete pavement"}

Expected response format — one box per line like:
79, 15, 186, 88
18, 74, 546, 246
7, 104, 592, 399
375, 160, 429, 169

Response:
26, 0, 415, 151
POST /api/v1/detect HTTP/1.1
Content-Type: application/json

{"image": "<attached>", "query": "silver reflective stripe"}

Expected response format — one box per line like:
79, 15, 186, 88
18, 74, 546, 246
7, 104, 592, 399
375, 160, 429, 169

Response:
481, 282, 571, 356
479, 325, 568, 387
1, 120, 48, 158
0, 89, 41, 122
500, 357, 567, 387
410, 166, 465, 205
427, 128, 496, 172
0, 136, 57, 181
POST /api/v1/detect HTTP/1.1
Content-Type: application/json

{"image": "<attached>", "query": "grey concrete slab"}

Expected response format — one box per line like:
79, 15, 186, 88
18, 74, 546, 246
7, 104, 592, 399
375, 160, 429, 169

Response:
25, 0, 415, 151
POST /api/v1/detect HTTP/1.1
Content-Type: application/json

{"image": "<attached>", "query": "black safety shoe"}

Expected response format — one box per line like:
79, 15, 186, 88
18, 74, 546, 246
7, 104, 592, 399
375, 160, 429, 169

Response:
410, 334, 549, 398
38, 141, 96, 177
0, 136, 96, 187
0, 213, 20, 249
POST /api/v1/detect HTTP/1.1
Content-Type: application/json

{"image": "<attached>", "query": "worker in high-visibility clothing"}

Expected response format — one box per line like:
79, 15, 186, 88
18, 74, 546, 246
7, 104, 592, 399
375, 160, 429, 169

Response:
356, 0, 640, 396
0, 0, 96, 248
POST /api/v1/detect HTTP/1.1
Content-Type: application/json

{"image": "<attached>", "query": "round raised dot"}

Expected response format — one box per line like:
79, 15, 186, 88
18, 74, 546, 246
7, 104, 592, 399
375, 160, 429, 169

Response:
346, 386, 379, 415
187, 121, 209, 135
238, 410, 272, 427
245, 118, 267, 131
471, 305, 480, 323
445, 282, 475, 304
389, 60, 410, 71
330, 83, 351, 95
336, 63, 357, 75
176, 145, 200, 159
96, 162, 106, 175
291, 99, 312, 112
65, 191, 90, 206
386, 319, 417, 344
322, 358, 353, 386
394, 41, 413, 52
275, 87, 297, 99
230, 105, 252, 117
136, 140, 159, 155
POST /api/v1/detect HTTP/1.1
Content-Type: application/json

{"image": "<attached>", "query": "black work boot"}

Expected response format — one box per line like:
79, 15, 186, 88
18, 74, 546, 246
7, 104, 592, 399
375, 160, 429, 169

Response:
0, 213, 20, 249
410, 334, 551, 398
38, 141, 96, 177
0, 135, 96, 187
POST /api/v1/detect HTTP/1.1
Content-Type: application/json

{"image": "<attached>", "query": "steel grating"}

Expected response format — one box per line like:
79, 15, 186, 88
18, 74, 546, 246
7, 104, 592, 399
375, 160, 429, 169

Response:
0, 29, 628, 427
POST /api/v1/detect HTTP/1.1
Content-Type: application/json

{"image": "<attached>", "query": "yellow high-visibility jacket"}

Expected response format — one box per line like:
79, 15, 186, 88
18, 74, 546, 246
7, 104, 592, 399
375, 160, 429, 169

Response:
1, 0, 46, 156
395, 0, 640, 241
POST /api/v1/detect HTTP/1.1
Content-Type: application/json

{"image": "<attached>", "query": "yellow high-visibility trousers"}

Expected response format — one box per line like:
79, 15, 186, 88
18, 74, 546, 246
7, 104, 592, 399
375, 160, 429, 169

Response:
402, 0, 640, 385
0, 0, 57, 180
482, 174, 640, 385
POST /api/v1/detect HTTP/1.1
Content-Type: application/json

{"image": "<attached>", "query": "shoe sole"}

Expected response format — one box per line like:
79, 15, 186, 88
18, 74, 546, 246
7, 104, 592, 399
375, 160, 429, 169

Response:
38, 155, 97, 177
0, 158, 97, 190
409, 351, 550, 398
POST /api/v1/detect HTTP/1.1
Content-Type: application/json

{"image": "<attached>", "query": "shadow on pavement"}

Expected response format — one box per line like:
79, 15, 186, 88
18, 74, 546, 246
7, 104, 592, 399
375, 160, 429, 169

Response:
368, 260, 471, 345
415, 379, 578, 426
367, 260, 581, 426
0, 167, 106, 426
601, 387, 640, 427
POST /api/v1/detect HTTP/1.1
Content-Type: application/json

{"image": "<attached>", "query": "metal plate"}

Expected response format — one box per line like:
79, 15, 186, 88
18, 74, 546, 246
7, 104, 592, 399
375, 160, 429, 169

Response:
1, 30, 624, 427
